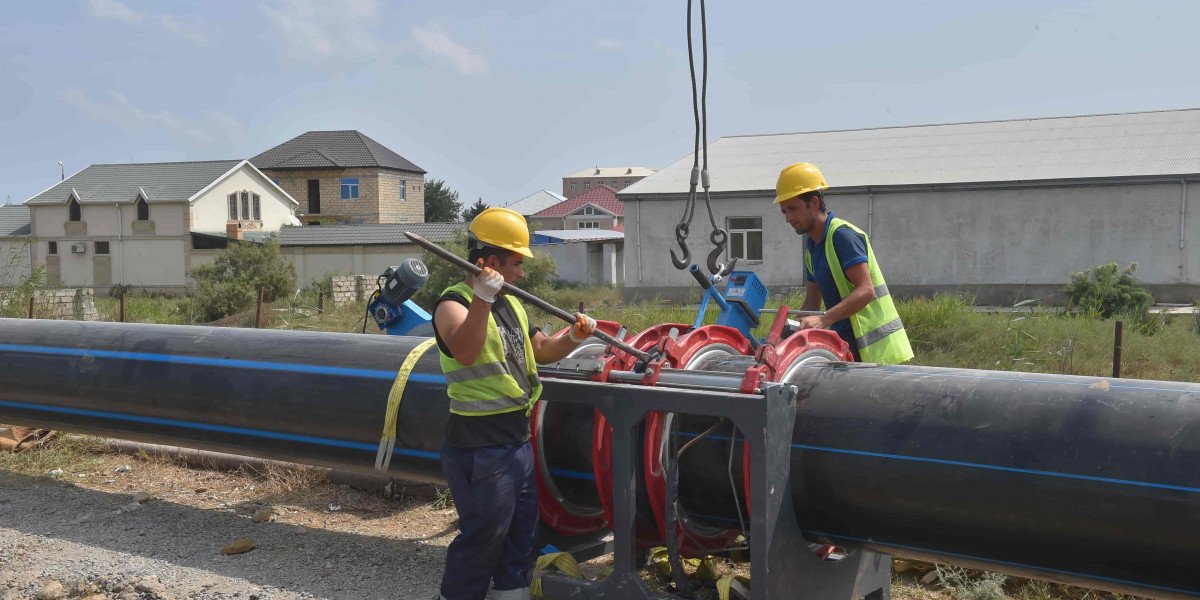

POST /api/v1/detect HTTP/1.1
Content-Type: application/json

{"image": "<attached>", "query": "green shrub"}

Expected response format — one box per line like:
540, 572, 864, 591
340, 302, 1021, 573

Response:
1063, 262, 1153, 320
0, 266, 46, 318
188, 239, 296, 321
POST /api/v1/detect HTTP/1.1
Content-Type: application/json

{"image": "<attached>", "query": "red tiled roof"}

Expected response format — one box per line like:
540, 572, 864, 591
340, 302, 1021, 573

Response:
532, 185, 623, 218
612, 223, 624, 233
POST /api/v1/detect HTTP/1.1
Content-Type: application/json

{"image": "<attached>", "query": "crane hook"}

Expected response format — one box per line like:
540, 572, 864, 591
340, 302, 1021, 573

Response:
706, 228, 736, 278
670, 223, 691, 270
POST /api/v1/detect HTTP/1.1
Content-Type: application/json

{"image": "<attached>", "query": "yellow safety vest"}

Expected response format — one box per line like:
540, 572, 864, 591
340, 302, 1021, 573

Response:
438, 282, 543, 416
805, 217, 914, 365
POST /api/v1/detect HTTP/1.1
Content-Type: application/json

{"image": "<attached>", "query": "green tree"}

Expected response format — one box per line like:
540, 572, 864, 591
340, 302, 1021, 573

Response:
461, 198, 489, 222
423, 179, 463, 223
188, 239, 296, 321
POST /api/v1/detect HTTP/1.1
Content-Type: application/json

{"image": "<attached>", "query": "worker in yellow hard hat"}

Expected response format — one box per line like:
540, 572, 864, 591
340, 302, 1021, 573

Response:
775, 163, 913, 365
433, 206, 596, 600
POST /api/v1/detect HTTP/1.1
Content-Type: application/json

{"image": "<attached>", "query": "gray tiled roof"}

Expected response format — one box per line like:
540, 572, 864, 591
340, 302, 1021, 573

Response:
193, 230, 278, 243
277, 222, 467, 247
251, 131, 426, 173
25, 160, 242, 205
0, 205, 31, 236
622, 108, 1200, 196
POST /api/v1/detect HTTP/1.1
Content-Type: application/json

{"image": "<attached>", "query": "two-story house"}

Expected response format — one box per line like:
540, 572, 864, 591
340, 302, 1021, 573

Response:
251, 131, 426, 225
529, 185, 624, 232
23, 160, 298, 291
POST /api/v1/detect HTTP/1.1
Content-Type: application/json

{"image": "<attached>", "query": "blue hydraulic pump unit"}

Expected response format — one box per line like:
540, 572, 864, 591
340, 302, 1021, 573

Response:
689, 265, 769, 346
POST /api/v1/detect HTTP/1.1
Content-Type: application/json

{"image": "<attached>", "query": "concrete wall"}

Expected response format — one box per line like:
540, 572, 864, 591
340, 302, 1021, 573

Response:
189, 166, 298, 233
263, 168, 424, 224
282, 245, 423, 288
0, 238, 32, 285
625, 180, 1200, 303
538, 241, 623, 286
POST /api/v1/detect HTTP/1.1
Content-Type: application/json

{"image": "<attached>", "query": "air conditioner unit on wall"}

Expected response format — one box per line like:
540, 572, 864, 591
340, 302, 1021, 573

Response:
70, 242, 86, 254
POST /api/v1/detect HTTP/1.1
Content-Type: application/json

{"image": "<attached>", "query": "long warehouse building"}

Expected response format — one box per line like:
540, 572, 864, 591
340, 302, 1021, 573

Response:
619, 108, 1200, 304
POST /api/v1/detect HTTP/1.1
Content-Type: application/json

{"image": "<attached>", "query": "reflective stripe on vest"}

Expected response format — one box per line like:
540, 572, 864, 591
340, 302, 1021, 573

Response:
437, 281, 544, 416
855, 316, 904, 350
443, 361, 508, 384
809, 217, 914, 365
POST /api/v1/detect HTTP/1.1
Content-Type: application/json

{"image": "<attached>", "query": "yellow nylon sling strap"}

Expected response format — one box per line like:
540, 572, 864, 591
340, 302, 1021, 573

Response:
530, 552, 585, 599
374, 337, 438, 472
716, 574, 751, 600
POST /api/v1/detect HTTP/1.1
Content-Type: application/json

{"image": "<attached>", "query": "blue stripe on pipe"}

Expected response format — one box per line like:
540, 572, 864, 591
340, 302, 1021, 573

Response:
672, 431, 1200, 495
0, 343, 447, 384
549, 468, 596, 481
800, 529, 1200, 598
0, 399, 440, 461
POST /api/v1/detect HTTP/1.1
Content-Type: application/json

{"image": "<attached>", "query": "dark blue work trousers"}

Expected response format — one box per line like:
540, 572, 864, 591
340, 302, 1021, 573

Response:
438, 440, 537, 600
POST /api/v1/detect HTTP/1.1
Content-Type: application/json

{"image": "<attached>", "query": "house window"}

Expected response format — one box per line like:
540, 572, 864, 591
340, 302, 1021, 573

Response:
48, 241, 57, 255
624, 179, 631, 187
228, 193, 238, 220
95, 241, 110, 255
340, 178, 360, 200
68, 198, 81, 222
252, 194, 261, 220
570, 182, 577, 191
136, 197, 149, 221
583, 182, 591, 191
581, 205, 596, 215
240, 191, 250, 220
272, 178, 282, 186
728, 217, 763, 262
580, 221, 599, 229
400, 180, 406, 200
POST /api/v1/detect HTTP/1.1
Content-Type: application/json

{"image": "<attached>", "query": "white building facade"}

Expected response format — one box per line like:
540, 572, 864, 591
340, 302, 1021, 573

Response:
24, 160, 298, 292
621, 109, 1200, 304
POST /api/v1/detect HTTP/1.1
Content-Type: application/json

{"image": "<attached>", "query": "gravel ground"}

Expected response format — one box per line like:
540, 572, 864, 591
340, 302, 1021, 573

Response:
0, 466, 454, 599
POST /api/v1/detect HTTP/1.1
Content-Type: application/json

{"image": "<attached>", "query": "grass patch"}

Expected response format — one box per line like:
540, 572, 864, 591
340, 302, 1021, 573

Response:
0, 434, 109, 477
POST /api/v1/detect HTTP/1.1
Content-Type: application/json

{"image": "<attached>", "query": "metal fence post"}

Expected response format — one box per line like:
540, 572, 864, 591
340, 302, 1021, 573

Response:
119, 292, 126, 323
255, 287, 265, 329
1112, 320, 1124, 379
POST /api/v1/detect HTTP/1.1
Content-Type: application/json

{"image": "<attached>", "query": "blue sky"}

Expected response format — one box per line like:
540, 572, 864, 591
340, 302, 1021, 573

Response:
1, 0, 1198, 207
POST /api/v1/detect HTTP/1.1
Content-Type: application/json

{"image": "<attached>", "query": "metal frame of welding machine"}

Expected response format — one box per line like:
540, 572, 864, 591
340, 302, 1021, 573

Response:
535, 375, 891, 600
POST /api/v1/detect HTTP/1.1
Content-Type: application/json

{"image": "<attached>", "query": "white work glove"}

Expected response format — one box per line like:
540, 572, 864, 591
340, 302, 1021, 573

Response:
472, 266, 505, 304
569, 313, 597, 343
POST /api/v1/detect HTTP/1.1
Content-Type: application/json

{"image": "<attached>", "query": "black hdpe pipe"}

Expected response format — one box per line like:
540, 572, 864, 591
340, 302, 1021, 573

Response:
1, 319, 1199, 599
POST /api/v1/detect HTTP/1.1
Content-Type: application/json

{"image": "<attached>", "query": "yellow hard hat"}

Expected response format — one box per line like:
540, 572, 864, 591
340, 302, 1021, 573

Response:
774, 162, 828, 204
468, 207, 533, 257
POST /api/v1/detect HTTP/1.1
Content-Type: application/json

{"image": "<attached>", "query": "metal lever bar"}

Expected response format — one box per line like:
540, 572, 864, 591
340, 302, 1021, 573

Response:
404, 232, 652, 363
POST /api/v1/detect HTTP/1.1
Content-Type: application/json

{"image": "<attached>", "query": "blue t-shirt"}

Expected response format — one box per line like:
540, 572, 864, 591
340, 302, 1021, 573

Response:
804, 212, 869, 358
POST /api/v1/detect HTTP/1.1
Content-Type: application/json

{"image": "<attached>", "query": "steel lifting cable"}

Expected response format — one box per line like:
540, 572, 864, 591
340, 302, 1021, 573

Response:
671, 0, 736, 279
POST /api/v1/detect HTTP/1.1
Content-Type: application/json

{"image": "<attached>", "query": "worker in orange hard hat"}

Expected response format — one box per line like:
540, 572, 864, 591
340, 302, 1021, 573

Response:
433, 206, 596, 600
775, 163, 913, 365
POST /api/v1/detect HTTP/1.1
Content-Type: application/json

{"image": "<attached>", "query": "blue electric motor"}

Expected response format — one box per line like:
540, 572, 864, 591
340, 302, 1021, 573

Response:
368, 258, 435, 336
